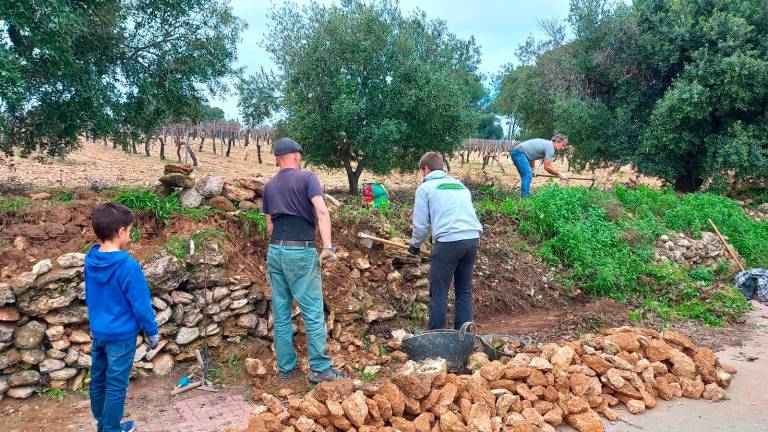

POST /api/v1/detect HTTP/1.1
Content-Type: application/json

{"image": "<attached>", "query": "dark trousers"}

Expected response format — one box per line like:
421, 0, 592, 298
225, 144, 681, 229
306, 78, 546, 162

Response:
90, 337, 135, 432
428, 238, 479, 330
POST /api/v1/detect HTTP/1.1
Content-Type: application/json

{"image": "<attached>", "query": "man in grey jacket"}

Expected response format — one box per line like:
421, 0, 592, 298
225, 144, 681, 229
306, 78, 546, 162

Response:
408, 152, 483, 330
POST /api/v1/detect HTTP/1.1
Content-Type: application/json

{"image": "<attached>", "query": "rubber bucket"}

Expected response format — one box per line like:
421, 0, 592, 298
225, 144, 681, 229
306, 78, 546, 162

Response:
478, 333, 532, 361
401, 322, 476, 371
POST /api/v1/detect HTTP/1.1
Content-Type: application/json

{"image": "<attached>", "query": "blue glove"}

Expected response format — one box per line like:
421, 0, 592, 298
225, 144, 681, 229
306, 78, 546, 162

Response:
407, 244, 420, 256
148, 334, 160, 350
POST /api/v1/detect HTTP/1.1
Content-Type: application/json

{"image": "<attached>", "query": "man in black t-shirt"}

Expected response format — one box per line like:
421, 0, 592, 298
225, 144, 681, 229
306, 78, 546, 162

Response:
261, 137, 346, 383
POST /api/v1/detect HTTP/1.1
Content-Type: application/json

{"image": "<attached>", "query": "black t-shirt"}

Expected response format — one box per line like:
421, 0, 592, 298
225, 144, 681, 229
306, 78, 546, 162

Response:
262, 168, 323, 226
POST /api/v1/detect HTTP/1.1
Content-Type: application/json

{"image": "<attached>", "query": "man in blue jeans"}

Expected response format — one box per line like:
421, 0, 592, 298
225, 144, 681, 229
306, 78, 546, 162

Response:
511, 134, 570, 197
85, 203, 160, 432
408, 152, 483, 330
262, 137, 347, 383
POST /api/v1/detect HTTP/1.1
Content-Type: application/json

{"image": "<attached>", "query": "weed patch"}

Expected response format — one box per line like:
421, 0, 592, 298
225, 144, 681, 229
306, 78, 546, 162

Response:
0, 196, 30, 214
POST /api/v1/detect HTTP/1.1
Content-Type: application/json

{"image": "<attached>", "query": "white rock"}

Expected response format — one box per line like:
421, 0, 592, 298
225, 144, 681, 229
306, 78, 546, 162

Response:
57, 253, 85, 268
32, 259, 53, 276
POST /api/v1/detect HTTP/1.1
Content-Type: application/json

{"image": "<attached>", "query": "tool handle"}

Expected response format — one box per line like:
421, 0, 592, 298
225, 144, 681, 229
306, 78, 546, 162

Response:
358, 233, 431, 256
171, 381, 202, 395
707, 218, 745, 272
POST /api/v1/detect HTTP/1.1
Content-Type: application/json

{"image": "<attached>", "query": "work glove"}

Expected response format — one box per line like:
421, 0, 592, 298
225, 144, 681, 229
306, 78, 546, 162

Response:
148, 334, 160, 350
558, 172, 570, 180
320, 245, 338, 264
407, 244, 420, 256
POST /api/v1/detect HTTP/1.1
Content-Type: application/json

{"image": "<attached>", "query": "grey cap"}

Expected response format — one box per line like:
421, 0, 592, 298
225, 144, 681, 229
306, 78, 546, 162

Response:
273, 137, 304, 156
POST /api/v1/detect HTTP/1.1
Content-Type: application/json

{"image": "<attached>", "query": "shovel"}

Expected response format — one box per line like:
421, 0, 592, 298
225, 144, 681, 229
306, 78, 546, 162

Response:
357, 232, 431, 256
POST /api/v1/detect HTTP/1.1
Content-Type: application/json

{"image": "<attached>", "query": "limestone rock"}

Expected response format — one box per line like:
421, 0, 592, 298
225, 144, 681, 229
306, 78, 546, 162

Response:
196, 176, 224, 198
392, 358, 447, 400
223, 183, 256, 202
605, 333, 640, 353
9, 370, 40, 386
0, 283, 15, 306
467, 351, 490, 370
469, 403, 493, 432
362, 304, 397, 323
152, 353, 175, 376
529, 357, 553, 371
57, 253, 86, 268
341, 390, 369, 428
7, 386, 35, 399
14, 320, 46, 349
661, 329, 696, 350
626, 399, 645, 414
377, 380, 406, 417
39, 358, 66, 372
439, 411, 466, 432
0, 348, 21, 369
0, 306, 20, 322
143, 255, 188, 295
644, 339, 674, 362
565, 409, 605, 432
179, 187, 203, 208
49, 368, 78, 381
164, 163, 193, 175
312, 378, 354, 402
69, 329, 91, 343
32, 259, 53, 276
159, 173, 194, 189
669, 350, 696, 379
176, 327, 200, 345
551, 345, 576, 367
20, 348, 45, 364
209, 196, 237, 212
681, 376, 705, 399
300, 395, 329, 419
43, 305, 88, 325
244, 358, 267, 377
702, 383, 726, 401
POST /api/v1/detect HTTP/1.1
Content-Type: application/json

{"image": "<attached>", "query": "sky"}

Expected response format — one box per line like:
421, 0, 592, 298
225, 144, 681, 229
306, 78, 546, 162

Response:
212, 0, 571, 119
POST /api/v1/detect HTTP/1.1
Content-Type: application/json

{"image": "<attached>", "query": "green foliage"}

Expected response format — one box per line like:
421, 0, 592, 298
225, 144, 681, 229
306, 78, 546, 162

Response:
225, 354, 244, 376
39, 387, 67, 401
130, 227, 142, 243
0, 0, 244, 156
493, 0, 768, 192
627, 310, 643, 324
164, 235, 190, 260
113, 188, 216, 225
237, 209, 268, 238
0, 196, 29, 213
357, 368, 376, 382
475, 113, 504, 140
201, 105, 226, 122
54, 191, 75, 202
237, 70, 279, 128
483, 184, 761, 326
263, 0, 484, 194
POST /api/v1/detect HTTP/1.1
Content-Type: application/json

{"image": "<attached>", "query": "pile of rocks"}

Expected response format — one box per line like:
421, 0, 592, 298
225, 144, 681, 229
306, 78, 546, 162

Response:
236, 326, 735, 432
155, 163, 264, 212
0, 247, 272, 401
654, 231, 742, 268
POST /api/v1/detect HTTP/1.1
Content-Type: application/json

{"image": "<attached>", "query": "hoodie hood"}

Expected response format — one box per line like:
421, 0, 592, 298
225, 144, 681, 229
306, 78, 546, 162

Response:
423, 170, 448, 182
85, 244, 131, 285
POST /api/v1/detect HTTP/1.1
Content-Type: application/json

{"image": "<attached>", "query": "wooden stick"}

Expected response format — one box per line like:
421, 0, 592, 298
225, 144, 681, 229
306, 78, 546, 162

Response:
707, 218, 745, 272
358, 232, 431, 256
171, 381, 202, 395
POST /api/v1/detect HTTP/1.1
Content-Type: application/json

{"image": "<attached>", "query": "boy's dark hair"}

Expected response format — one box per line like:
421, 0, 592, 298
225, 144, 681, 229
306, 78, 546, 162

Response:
92, 202, 134, 242
419, 151, 443, 171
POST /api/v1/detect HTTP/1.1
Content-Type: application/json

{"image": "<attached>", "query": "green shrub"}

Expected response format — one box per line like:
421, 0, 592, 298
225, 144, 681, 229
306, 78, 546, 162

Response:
113, 188, 217, 225
0, 197, 30, 213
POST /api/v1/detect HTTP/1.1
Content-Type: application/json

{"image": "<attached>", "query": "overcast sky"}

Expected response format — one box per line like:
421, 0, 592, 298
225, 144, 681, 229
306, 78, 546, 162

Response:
212, 0, 571, 119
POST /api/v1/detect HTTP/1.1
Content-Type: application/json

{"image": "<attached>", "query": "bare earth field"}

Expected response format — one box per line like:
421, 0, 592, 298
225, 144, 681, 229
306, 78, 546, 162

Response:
0, 139, 658, 192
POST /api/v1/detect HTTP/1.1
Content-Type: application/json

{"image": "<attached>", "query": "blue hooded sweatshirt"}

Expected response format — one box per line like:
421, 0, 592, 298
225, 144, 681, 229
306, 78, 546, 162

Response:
84, 245, 158, 341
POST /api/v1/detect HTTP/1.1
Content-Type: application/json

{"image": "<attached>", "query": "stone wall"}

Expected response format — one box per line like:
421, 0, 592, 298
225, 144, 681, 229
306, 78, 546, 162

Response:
0, 247, 272, 402
653, 231, 742, 268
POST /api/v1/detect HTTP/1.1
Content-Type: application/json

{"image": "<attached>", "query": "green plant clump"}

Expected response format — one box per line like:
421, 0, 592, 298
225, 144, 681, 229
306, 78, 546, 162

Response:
0, 196, 30, 213
113, 188, 217, 225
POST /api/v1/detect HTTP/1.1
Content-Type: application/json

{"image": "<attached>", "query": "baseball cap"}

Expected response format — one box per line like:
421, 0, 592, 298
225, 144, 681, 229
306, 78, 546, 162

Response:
273, 137, 304, 156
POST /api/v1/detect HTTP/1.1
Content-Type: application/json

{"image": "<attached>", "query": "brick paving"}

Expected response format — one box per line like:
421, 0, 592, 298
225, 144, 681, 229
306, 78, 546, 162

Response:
138, 393, 256, 432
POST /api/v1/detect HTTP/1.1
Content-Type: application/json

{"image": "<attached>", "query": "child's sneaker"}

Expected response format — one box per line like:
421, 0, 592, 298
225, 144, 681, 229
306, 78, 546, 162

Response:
121, 421, 136, 432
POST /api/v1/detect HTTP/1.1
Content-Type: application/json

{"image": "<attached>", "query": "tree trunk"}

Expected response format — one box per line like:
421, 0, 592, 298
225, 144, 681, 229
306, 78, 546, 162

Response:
256, 142, 262, 164
131, 138, 137, 154
199, 134, 205, 152
144, 136, 151, 157
674, 155, 704, 193
343, 158, 366, 195
159, 137, 166, 160
226, 138, 233, 157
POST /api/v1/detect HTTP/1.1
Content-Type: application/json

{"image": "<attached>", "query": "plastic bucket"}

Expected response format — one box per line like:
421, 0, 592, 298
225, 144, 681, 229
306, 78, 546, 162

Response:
401, 322, 476, 371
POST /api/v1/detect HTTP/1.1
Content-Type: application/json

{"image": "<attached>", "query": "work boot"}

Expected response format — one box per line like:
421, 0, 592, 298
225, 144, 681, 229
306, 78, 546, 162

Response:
308, 367, 348, 383
278, 369, 295, 381
121, 421, 136, 432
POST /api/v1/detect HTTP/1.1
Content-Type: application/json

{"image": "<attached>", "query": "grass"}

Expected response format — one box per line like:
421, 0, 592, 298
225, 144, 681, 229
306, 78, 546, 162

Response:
357, 368, 377, 382
39, 387, 67, 401
237, 209, 268, 237
113, 188, 218, 225
130, 226, 142, 242
475, 184, 761, 326
0, 196, 30, 213
163, 229, 231, 260
225, 353, 244, 376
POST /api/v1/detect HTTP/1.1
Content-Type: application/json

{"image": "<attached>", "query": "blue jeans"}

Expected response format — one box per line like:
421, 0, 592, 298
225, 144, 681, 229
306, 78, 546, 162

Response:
90, 337, 136, 432
511, 149, 533, 197
267, 245, 331, 373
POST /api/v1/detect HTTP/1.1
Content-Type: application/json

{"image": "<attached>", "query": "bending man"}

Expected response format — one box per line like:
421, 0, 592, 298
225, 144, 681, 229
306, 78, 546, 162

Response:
262, 137, 346, 383
510, 134, 569, 197
408, 152, 483, 330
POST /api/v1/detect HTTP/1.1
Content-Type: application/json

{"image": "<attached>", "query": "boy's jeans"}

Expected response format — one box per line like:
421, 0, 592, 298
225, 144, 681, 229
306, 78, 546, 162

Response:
511, 149, 533, 197
90, 337, 136, 432
267, 244, 332, 373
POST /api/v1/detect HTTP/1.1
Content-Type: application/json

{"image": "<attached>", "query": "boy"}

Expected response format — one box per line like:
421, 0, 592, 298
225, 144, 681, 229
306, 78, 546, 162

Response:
85, 202, 159, 432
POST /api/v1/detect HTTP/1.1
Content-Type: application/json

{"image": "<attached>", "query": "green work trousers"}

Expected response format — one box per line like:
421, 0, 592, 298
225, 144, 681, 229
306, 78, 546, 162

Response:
267, 244, 331, 373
